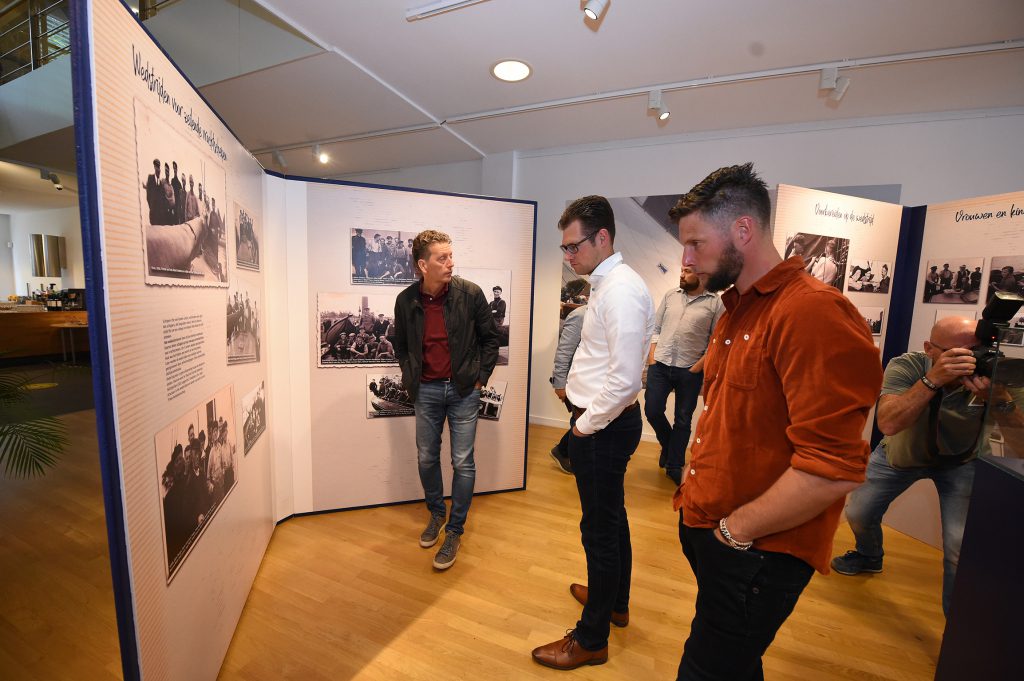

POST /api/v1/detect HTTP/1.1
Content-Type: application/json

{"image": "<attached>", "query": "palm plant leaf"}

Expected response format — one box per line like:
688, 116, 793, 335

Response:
0, 417, 69, 478
0, 371, 32, 406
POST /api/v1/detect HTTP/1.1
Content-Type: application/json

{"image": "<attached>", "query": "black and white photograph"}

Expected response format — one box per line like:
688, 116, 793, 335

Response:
134, 98, 228, 287
234, 200, 260, 272
351, 228, 419, 286
478, 380, 508, 421
318, 292, 398, 367
987, 255, 1024, 302
241, 381, 266, 455
922, 257, 985, 304
857, 306, 884, 336
456, 267, 511, 366
366, 373, 415, 418
227, 280, 261, 365
785, 232, 850, 290
1001, 327, 1024, 346
155, 383, 237, 582
846, 259, 892, 294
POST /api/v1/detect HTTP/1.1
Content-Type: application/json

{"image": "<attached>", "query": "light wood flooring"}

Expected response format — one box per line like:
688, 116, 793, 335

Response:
0, 409, 122, 681
219, 425, 947, 680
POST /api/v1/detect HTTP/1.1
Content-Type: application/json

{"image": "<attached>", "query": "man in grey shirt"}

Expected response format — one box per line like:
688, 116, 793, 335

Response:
550, 294, 589, 474
644, 265, 724, 485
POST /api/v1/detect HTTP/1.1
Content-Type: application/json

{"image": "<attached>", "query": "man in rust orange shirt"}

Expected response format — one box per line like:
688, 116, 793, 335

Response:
670, 163, 883, 680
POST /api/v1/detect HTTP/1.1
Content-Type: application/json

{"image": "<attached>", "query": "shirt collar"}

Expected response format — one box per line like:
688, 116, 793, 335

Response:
722, 256, 805, 308
589, 252, 623, 289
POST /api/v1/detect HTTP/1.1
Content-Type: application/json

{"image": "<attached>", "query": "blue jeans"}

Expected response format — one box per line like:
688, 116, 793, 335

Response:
568, 407, 643, 651
644, 362, 703, 471
414, 381, 480, 536
677, 516, 814, 681
845, 443, 976, 616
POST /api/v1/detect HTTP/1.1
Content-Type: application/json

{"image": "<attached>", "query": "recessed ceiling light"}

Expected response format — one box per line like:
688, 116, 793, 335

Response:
491, 60, 531, 83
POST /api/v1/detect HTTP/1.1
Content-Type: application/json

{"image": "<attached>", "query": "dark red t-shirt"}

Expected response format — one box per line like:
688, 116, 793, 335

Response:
420, 284, 452, 381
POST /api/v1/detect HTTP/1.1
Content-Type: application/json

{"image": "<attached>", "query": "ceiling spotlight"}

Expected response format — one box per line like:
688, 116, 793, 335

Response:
491, 59, 531, 82
272, 150, 287, 168
819, 66, 838, 90
313, 144, 329, 164
583, 0, 608, 21
829, 75, 851, 102
648, 90, 670, 122
40, 169, 63, 191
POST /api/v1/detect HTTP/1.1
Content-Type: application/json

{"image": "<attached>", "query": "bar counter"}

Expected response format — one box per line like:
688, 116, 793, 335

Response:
0, 310, 90, 361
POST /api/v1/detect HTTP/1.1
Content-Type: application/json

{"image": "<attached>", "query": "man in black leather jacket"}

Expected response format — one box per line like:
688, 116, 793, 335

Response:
393, 229, 499, 570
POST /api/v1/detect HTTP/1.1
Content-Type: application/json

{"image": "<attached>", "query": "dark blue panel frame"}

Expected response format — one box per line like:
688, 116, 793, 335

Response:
870, 204, 928, 447
68, 2, 141, 680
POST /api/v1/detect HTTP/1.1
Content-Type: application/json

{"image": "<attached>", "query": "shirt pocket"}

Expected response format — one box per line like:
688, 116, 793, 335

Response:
722, 332, 764, 391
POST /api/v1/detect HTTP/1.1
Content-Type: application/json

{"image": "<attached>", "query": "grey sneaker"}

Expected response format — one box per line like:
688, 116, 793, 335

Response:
433, 531, 461, 570
419, 514, 446, 548
831, 550, 883, 575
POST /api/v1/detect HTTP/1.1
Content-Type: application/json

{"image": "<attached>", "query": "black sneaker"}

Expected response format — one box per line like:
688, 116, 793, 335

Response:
419, 513, 446, 548
550, 446, 574, 475
831, 550, 883, 575
433, 531, 461, 570
666, 468, 682, 486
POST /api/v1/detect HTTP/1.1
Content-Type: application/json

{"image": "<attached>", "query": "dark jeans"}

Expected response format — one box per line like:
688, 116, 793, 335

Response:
568, 407, 643, 650
644, 362, 703, 472
555, 397, 577, 457
677, 515, 814, 681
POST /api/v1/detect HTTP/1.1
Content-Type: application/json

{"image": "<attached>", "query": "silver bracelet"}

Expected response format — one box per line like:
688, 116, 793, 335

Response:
719, 517, 753, 551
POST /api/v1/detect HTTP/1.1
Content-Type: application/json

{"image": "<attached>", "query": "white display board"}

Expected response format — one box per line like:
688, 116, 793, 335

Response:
76, 1, 273, 678
304, 182, 536, 512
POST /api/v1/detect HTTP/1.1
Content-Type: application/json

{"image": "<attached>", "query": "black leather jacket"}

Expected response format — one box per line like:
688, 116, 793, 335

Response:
393, 276, 499, 399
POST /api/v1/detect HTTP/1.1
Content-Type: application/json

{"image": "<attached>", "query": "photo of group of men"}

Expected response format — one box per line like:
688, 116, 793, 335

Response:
227, 283, 261, 365
922, 257, 985, 304
366, 373, 414, 418
857, 306, 884, 336
318, 293, 398, 366
784, 232, 850, 290
235, 201, 260, 272
846, 259, 891, 294
156, 384, 237, 580
135, 99, 228, 286
351, 228, 419, 286
478, 380, 508, 421
988, 255, 1024, 301
241, 381, 266, 455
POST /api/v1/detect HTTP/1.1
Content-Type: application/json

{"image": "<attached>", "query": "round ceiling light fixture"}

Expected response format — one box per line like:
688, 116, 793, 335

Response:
491, 59, 531, 83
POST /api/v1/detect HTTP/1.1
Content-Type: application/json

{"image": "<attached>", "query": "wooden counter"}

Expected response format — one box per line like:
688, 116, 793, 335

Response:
0, 310, 90, 360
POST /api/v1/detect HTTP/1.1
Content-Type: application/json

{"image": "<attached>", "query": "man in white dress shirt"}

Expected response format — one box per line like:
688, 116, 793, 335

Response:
532, 195, 655, 671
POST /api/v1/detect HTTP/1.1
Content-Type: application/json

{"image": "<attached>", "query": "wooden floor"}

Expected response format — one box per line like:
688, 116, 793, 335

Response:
0, 409, 122, 681
219, 425, 947, 681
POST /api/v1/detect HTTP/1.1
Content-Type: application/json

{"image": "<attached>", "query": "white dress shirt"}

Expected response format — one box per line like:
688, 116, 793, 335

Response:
566, 252, 655, 435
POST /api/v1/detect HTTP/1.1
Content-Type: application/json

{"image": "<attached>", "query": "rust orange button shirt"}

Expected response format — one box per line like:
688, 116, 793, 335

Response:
673, 256, 883, 573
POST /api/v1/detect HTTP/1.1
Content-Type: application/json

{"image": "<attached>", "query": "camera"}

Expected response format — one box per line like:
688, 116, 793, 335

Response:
973, 291, 1024, 382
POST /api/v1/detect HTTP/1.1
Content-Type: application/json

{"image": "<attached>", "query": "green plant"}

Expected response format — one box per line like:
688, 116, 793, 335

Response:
0, 367, 68, 478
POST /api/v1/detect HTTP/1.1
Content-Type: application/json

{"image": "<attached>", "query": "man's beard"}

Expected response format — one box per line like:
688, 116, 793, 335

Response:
680, 277, 700, 292
704, 242, 744, 292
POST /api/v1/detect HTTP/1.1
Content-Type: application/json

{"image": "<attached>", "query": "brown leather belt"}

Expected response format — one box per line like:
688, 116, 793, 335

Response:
571, 401, 640, 421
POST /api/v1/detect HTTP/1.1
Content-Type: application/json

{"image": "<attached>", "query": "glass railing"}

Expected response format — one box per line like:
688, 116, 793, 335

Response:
0, 0, 70, 86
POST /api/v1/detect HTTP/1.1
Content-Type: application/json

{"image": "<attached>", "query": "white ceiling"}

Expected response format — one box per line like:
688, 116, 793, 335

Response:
0, 160, 79, 214
4, 0, 1023, 196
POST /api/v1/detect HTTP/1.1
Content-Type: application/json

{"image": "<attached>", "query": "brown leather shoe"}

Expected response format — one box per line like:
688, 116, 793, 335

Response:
569, 583, 629, 627
531, 630, 608, 670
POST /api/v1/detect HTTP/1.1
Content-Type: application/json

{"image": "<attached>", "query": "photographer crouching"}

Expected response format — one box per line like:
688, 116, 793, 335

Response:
831, 314, 1023, 616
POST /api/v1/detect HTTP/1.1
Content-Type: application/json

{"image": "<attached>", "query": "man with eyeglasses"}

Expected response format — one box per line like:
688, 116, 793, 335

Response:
831, 315, 1022, 616
532, 195, 654, 670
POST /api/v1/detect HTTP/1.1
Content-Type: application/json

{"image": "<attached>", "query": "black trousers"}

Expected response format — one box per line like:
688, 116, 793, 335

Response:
568, 407, 643, 650
677, 514, 814, 681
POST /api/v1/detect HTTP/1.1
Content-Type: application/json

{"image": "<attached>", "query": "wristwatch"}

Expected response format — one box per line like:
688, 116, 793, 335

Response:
994, 400, 1017, 414
920, 375, 940, 391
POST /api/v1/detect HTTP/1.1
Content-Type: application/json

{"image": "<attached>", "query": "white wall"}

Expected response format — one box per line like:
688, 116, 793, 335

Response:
0, 215, 13, 296
333, 159, 483, 196
9, 206, 85, 294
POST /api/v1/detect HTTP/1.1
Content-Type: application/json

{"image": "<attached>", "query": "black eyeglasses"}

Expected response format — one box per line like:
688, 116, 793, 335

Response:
560, 232, 597, 255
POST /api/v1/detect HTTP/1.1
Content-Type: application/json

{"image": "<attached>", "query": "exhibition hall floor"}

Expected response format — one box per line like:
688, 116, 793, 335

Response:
218, 425, 947, 681
0, 415, 948, 680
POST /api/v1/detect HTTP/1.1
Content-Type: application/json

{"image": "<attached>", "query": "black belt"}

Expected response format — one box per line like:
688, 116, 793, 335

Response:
571, 401, 639, 421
